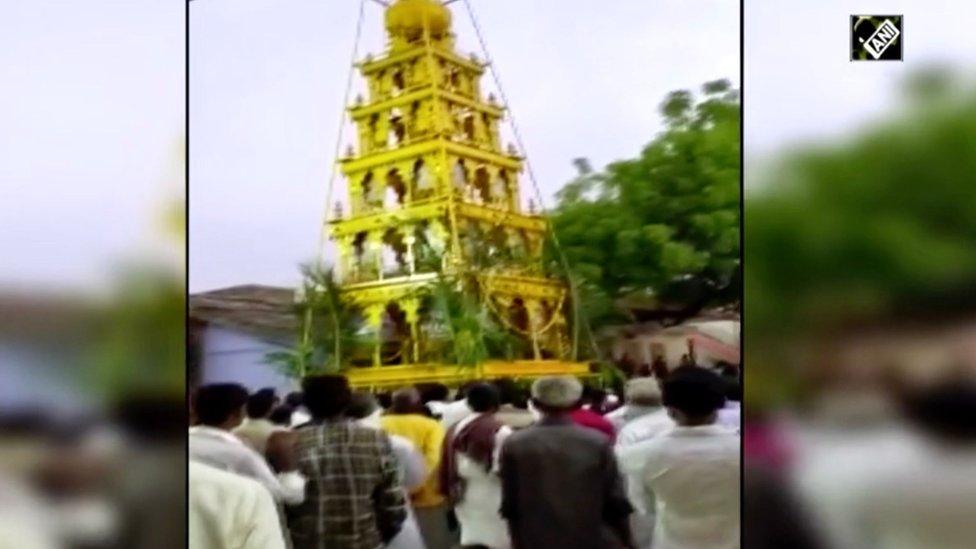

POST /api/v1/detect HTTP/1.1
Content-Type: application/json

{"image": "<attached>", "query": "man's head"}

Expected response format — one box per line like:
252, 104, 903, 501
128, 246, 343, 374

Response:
258, 387, 279, 404
716, 362, 739, 380
390, 386, 422, 414
418, 383, 450, 404
724, 378, 742, 403
115, 394, 187, 441
268, 405, 294, 426
466, 383, 501, 413
581, 385, 607, 407
245, 389, 277, 419
302, 375, 352, 420
493, 377, 516, 404
662, 366, 727, 426
531, 376, 583, 415
285, 391, 304, 408
346, 391, 380, 420
625, 377, 662, 407
902, 380, 976, 444
494, 377, 529, 408
192, 383, 249, 430
455, 381, 478, 402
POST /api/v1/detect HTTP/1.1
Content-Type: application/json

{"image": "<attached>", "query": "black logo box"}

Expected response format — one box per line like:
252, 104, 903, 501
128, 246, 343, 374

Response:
851, 15, 903, 61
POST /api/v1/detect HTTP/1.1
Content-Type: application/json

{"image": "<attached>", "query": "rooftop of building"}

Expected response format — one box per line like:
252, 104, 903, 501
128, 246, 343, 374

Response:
189, 284, 298, 345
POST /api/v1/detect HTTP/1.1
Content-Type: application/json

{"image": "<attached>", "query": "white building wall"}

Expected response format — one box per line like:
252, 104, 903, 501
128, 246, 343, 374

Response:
0, 344, 91, 414
626, 333, 729, 370
200, 326, 299, 394
634, 333, 688, 367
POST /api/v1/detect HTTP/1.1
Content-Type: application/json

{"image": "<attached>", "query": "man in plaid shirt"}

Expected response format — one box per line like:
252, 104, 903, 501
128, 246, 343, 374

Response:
287, 375, 407, 549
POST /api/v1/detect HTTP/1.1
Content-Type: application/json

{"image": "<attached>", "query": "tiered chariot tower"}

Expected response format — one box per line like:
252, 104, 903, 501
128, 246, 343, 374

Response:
327, 0, 589, 387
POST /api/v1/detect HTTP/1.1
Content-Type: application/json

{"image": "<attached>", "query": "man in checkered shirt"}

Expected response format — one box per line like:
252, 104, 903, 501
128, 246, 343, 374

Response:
287, 375, 407, 549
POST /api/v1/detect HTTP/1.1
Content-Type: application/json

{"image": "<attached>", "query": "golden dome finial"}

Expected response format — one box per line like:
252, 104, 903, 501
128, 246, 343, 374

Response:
385, 0, 452, 42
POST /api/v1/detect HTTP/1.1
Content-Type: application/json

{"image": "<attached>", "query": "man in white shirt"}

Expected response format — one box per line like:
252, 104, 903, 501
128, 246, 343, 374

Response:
605, 377, 664, 433
189, 384, 304, 505
0, 472, 60, 549
717, 379, 741, 433
234, 389, 286, 454
442, 383, 513, 549
717, 403, 740, 432
616, 406, 675, 448
612, 379, 671, 548
618, 367, 740, 549
189, 461, 287, 549
796, 381, 976, 549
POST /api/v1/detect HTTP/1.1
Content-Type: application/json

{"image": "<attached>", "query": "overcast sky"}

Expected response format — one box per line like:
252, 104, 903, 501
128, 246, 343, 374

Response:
6, 1, 974, 294
189, 0, 740, 292
0, 1, 184, 293
746, 0, 976, 158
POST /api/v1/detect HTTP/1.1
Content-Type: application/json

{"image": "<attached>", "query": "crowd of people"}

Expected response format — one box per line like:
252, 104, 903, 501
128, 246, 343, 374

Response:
188, 364, 741, 549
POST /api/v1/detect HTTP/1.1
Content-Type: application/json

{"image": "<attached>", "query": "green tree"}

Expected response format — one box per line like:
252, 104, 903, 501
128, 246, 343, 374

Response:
265, 264, 360, 379
91, 268, 185, 401
90, 193, 185, 403
746, 69, 976, 407
427, 275, 517, 367
551, 80, 741, 326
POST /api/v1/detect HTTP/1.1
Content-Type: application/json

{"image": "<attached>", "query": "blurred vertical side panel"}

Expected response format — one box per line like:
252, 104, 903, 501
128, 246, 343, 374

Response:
745, 1, 976, 548
0, 1, 186, 548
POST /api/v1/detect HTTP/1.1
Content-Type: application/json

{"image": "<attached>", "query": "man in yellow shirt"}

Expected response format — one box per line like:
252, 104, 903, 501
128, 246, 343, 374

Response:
381, 387, 454, 548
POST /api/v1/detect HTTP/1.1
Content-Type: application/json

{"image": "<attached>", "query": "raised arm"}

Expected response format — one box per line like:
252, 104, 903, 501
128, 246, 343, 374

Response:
239, 444, 305, 506
265, 430, 298, 473
392, 435, 428, 490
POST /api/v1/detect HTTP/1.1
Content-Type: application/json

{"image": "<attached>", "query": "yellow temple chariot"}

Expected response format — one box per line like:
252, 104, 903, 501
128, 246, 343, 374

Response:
324, 0, 591, 388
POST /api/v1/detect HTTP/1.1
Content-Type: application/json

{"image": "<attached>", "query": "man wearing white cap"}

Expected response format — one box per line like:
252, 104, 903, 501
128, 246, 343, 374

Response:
616, 380, 677, 448
605, 377, 665, 433
605, 377, 667, 547
499, 376, 635, 549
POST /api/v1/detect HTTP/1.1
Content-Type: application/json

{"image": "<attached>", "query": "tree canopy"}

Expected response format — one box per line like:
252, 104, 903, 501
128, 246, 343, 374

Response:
550, 79, 741, 326
745, 69, 976, 406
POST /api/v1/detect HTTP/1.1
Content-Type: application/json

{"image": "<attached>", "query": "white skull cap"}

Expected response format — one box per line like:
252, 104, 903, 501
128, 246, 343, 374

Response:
625, 377, 662, 402
531, 376, 583, 408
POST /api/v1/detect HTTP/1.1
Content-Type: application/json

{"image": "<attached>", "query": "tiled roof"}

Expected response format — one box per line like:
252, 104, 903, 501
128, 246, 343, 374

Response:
189, 284, 298, 344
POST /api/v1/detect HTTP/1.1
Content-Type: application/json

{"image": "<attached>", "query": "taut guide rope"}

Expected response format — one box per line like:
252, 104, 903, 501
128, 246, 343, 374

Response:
460, 0, 603, 363
313, 0, 605, 367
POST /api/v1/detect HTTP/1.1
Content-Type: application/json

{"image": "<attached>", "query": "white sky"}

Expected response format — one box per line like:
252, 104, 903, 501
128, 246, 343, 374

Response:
0, 1, 185, 293
189, 0, 740, 292
746, 0, 976, 159
8, 1, 973, 294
